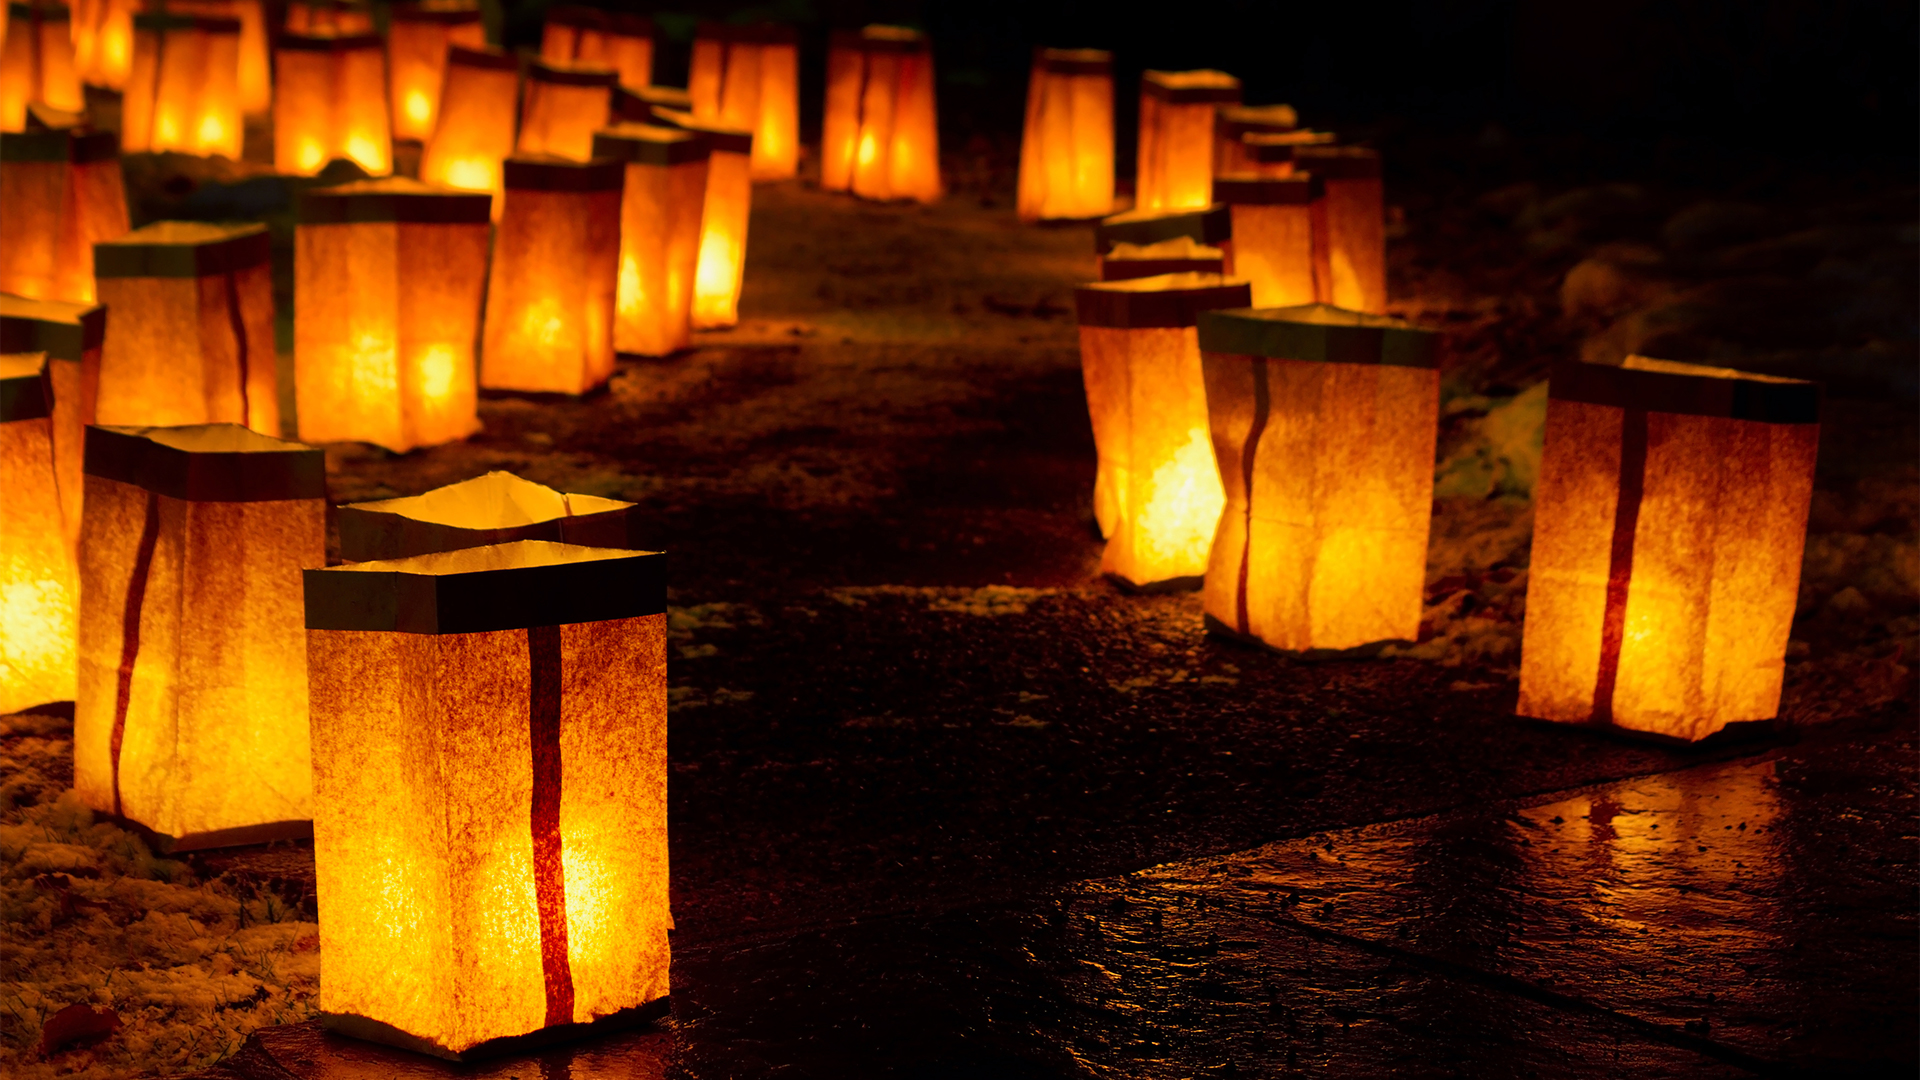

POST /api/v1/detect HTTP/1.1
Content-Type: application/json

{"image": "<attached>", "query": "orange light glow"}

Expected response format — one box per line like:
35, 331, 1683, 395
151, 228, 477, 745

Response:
540, 5, 653, 90
0, 352, 79, 713
386, 1, 486, 142
1017, 48, 1113, 222
0, 4, 83, 130
1198, 305, 1440, 652
592, 124, 709, 355
1518, 358, 1820, 742
820, 26, 941, 203
1212, 103, 1296, 177
1214, 174, 1321, 308
166, 0, 270, 116
1292, 146, 1385, 314
71, 0, 138, 90
0, 123, 129, 305
1136, 70, 1239, 213
117, 12, 243, 158
652, 109, 751, 330
481, 156, 624, 393
1075, 273, 1249, 588
689, 22, 800, 181
517, 58, 615, 163
274, 31, 392, 176
419, 45, 518, 217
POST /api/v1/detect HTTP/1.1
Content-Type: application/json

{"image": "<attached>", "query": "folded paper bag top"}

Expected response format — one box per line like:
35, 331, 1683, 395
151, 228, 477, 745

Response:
337, 471, 640, 561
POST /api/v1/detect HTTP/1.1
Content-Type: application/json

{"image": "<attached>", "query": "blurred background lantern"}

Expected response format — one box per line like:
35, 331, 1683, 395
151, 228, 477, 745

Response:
274, 31, 391, 176
0, 1, 82, 131
166, 0, 269, 117
295, 179, 489, 451
1518, 358, 1821, 743
418, 43, 517, 212
1292, 145, 1385, 313
591, 124, 707, 356
0, 352, 78, 712
821, 25, 940, 204
690, 21, 799, 181
119, 11, 242, 158
305, 539, 669, 1058
1135, 69, 1238, 213
1213, 173, 1323, 307
541, 4, 651, 91
92, 221, 277, 434
1212, 103, 1296, 177
71, 0, 135, 90
0, 115, 127, 304
74, 422, 325, 849
338, 471, 639, 561
284, 0, 370, 35
517, 58, 615, 162
1100, 237, 1224, 281
481, 155, 622, 394
653, 108, 751, 330
385, 0, 485, 143
1240, 129, 1338, 178
0, 291, 104, 553
1197, 304, 1439, 652
1016, 47, 1112, 223
612, 82, 689, 124
1096, 203, 1232, 277
1075, 272, 1249, 589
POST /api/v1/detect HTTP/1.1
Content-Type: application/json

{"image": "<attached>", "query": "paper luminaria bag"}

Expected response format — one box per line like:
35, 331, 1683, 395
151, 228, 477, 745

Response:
418, 44, 519, 210
386, 0, 487, 142
1197, 305, 1440, 652
1213, 173, 1324, 308
480, 156, 623, 393
1100, 237, 1225, 281
1518, 358, 1821, 743
517, 58, 615, 163
1075, 272, 1249, 589
304, 540, 670, 1058
1292, 145, 1385, 314
92, 221, 278, 435
1213, 103, 1296, 177
0, 116, 129, 304
0, 1, 84, 131
540, 4, 652, 91
274, 31, 391, 176
1135, 69, 1239, 214
591, 125, 709, 357
0, 291, 104, 549
71, 0, 138, 91
283, 0, 372, 34
820, 25, 941, 203
688, 21, 800, 180
0, 352, 79, 712
294, 179, 490, 451
73, 423, 326, 850
1096, 204, 1233, 278
162, 0, 270, 117
337, 471, 639, 561
1016, 47, 1113, 223
651, 108, 752, 330
119, 11, 243, 159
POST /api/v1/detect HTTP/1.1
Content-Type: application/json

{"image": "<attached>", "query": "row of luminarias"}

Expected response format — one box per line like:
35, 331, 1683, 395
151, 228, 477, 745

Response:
0, 356, 668, 1055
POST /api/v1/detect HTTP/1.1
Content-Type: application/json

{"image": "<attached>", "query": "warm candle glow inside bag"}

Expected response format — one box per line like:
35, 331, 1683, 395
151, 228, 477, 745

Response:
0, 352, 78, 712
1212, 103, 1296, 178
0, 1, 82, 131
1096, 203, 1233, 278
652, 108, 751, 330
1518, 358, 1821, 742
689, 21, 799, 180
1213, 173, 1323, 308
0, 118, 128, 304
304, 539, 670, 1059
1075, 272, 1248, 588
71, 0, 136, 90
74, 423, 325, 849
1197, 304, 1439, 652
92, 221, 278, 435
418, 43, 518, 214
165, 0, 269, 117
0, 292, 103, 550
1291, 145, 1385, 313
591, 124, 708, 356
1099, 237, 1224, 281
283, 0, 371, 35
338, 471, 639, 561
820, 25, 940, 203
541, 5, 652, 91
1016, 47, 1113, 223
517, 58, 615, 163
481, 156, 623, 394
295, 179, 490, 451
385, 0, 486, 142
274, 31, 392, 176
1135, 69, 1239, 213
118, 11, 241, 158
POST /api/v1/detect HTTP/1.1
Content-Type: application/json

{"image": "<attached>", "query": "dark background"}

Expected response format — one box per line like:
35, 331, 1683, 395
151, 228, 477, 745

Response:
491, 0, 1920, 181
